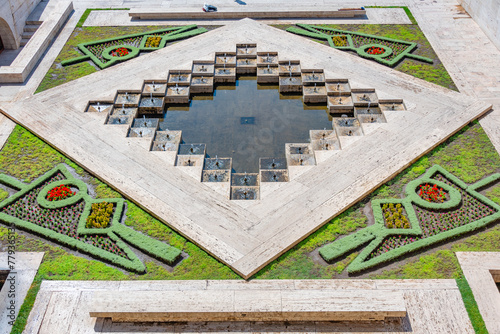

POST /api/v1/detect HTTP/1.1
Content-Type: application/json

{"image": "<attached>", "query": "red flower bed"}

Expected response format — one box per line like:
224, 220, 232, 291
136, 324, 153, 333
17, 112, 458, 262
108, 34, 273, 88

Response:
47, 184, 76, 201
366, 46, 385, 55
418, 183, 447, 203
111, 47, 129, 57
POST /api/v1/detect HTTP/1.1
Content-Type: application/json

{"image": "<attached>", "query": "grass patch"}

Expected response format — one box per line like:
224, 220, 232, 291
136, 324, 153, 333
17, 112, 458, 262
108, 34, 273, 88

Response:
456, 276, 488, 333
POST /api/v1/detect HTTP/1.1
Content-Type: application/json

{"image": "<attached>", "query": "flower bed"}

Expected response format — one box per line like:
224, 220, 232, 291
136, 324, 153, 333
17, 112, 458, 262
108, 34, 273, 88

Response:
110, 47, 129, 57
61, 25, 208, 69
47, 184, 76, 201
0, 164, 183, 272
382, 203, 410, 229
366, 46, 385, 55
286, 24, 433, 67
319, 165, 500, 273
145, 36, 161, 48
418, 183, 447, 203
86, 202, 114, 228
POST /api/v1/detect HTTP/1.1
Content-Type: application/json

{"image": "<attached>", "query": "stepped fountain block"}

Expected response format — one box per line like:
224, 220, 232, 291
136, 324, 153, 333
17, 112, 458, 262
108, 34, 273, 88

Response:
215, 52, 237, 67
138, 96, 165, 114
114, 91, 141, 107
142, 80, 167, 96
260, 169, 288, 182
286, 143, 315, 167
333, 117, 363, 137
259, 157, 287, 170
214, 67, 236, 83
167, 70, 191, 86
310, 129, 340, 151
236, 58, 257, 74
236, 43, 257, 58
106, 106, 138, 125
151, 130, 181, 152
278, 60, 301, 76
287, 154, 315, 166
166, 86, 190, 104
257, 66, 279, 83
232, 173, 259, 186
86, 101, 113, 113
355, 106, 386, 123
175, 154, 204, 167
301, 69, 325, 86
128, 117, 159, 138
204, 157, 232, 171
192, 61, 215, 77
178, 143, 206, 156
231, 186, 259, 200
202, 169, 231, 182
303, 85, 327, 103
279, 75, 302, 93
326, 79, 351, 96
351, 89, 378, 106
379, 100, 406, 112
190, 76, 214, 93
327, 95, 353, 112
257, 52, 278, 66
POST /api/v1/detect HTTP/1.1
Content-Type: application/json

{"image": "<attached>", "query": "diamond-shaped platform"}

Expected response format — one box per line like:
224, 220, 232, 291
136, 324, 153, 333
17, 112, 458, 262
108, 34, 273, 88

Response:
0, 19, 490, 278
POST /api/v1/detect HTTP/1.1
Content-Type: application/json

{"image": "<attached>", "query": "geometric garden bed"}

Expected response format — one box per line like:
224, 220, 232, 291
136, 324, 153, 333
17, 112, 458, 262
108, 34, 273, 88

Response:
320, 165, 500, 273
0, 164, 182, 273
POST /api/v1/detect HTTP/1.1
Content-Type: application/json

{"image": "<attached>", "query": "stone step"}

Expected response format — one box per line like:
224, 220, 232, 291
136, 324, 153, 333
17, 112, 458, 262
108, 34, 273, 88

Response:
23, 24, 40, 32
25, 20, 43, 25
21, 31, 35, 39
20, 39, 30, 47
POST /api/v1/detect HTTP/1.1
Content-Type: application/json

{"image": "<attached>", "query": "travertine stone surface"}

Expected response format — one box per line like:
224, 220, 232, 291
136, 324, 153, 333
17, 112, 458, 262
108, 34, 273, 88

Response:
0, 19, 490, 279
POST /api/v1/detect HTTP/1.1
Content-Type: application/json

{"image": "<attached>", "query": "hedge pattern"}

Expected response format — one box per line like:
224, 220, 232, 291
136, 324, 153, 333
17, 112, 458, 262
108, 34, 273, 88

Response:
286, 24, 433, 67
61, 25, 208, 69
0, 164, 182, 273
319, 165, 500, 273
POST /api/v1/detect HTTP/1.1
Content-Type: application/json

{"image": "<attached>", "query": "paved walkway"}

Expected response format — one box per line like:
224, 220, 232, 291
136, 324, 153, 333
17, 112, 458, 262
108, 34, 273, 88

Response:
26, 279, 473, 333
83, 7, 412, 26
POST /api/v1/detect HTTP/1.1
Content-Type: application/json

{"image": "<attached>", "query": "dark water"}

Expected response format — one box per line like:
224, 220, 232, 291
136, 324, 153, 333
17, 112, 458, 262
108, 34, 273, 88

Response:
160, 77, 332, 173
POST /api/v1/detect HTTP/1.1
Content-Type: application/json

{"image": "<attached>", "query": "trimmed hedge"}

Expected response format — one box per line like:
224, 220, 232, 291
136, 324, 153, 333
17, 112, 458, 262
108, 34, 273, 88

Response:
286, 24, 433, 67
319, 165, 500, 273
63, 25, 208, 69
0, 164, 183, 273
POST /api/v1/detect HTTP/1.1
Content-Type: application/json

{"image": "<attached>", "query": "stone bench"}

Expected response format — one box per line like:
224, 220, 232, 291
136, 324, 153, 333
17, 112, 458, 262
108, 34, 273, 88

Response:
89, 288, 406, 322
128, 8, 366, 20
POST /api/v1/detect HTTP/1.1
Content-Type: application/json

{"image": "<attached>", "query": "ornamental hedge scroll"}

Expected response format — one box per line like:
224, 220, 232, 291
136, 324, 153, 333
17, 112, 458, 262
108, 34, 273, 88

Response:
286, 24, 433, 67
319, 165, 500, 273
0, 164, 182, 273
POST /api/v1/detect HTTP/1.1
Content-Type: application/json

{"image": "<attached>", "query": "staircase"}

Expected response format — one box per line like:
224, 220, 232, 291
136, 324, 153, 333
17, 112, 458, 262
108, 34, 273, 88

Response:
20, 21, 42, 46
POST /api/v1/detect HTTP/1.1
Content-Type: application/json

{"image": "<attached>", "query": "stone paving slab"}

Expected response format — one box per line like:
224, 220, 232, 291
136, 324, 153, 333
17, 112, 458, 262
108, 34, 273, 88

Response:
83, 7, 412, 26
0, 19, 489, 279
457, 252, 500, 334
25, 279, 474, 333
0, 252, 44, 334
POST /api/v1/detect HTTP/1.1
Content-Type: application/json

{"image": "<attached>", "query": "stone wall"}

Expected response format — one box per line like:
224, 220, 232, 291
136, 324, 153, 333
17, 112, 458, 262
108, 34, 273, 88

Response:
0, 0, 41, 49
459, 0, 500, 50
